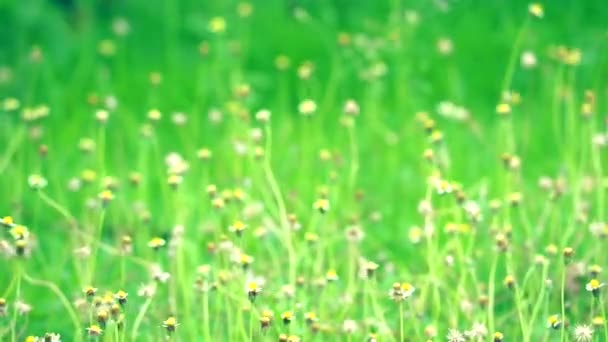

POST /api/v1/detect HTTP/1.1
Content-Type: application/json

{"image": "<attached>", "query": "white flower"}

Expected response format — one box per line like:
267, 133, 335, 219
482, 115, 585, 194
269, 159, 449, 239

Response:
447, 329, 466, 342
28, 174, 47, 190
465, 322, 487, 339
573, 324, 594, 342
342, 319, 358, 334
521, 51, 537, 68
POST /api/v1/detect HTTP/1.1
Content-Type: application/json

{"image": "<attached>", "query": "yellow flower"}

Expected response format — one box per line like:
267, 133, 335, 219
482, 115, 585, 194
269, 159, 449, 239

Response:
586, 279, 604, 296
0, 216, 14, 227
493, 332, 504, 342
115, 290, 128, 305
86, 324, 103, 336
198, 148, 212, 160
247, 281, 262, 302
147, 109, 162, 121
547, 314, 561, 329
281, 311, 294, 324
98, 190, 115, 203
163, 316, 179, 332
167, 174, 183, 188
496, 103, 511, 115
239, 253, 254, 268
148, 237, 166, 250
83, 286, 98, 297
589, 265, 602, 277
593, 316, 604, 326
229, 221, 247, 236
401, 283, 415, 297
304, 232, 318, 243
313, 199, 329, 213
304, 311, 317, 324
326, 269, 338, 282
10, 225, 29, 240
503, 275, 516, 289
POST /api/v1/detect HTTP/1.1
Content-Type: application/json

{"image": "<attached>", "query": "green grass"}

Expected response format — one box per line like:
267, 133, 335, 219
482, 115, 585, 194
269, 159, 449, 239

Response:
1, 0, 608, 341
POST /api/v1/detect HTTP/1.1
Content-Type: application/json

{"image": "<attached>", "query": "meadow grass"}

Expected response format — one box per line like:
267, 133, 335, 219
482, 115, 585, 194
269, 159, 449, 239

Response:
1, 0, 608, 341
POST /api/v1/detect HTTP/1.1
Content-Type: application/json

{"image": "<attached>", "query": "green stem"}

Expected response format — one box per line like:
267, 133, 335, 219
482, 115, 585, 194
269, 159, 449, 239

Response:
22, 273, 82, 341
131, 295, 153, 341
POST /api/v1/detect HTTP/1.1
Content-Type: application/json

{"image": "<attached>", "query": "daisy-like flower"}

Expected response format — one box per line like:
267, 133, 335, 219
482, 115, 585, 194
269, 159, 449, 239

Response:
167, 174, 183, 189
162, 316, 179, 332
246, 281, 262, 302
238, 253, 254, 269
83, 286, 98, 297
98, 190, 114, 205
573, 324, 593, 342
503, 275, 516, 289
389, 282, 415, 301
585, 279, 604, 297
86, 325, 103, 337
304, 232, 318, 244
400, 282, 416, 298
28, 174, 47, 190
304, 311, 318, 325
229, 220, 247, 237
547, 314, 562, 329
1, 216, 14, 227
281, 311, 294, 325
326, 269, 338, 282
260, 309, 274, 329
10, 225, 29, 240
96, 309, 109, 327
592, 316, 604, 327
507, 192, 522, 206
148, 237, 166, 250
447, 329, 466, 342
313, 198, 329, 213
114, 290, 128, 305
